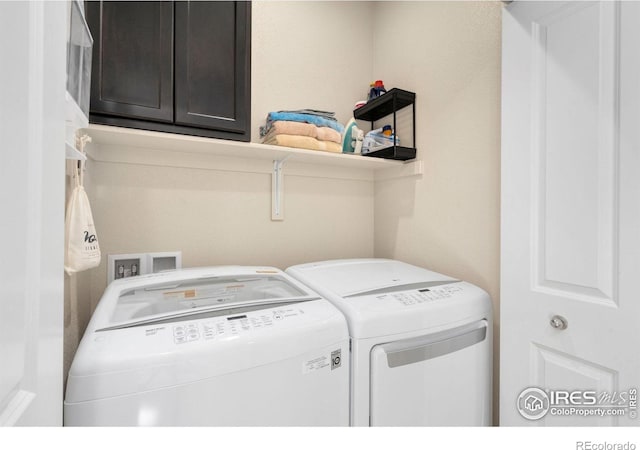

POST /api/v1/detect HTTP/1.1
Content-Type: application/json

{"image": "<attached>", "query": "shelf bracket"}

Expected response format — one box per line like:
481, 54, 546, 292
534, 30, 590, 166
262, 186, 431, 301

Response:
271, 156, 290, 221
65, 141, 87, 161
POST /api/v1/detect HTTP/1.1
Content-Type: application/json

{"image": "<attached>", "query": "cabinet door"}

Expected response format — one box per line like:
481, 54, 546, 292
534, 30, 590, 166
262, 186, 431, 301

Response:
87, 1, 173, 123
174, 1, 250, 136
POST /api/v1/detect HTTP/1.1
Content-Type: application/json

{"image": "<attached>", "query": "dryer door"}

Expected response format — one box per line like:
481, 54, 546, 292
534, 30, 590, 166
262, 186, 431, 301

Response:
369, 320, 492, 426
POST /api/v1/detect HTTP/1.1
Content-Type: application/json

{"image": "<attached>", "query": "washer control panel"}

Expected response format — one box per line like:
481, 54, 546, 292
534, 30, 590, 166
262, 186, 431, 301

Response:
171, 307, 301, 345
384, 284, 464, 306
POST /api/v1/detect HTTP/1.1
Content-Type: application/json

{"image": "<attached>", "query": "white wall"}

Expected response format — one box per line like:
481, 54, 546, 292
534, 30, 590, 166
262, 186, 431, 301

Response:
371, 1, 502, 423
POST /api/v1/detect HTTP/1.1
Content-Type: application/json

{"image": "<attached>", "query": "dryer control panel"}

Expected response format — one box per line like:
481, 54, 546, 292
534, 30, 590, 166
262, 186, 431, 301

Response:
171, 307, 301, 345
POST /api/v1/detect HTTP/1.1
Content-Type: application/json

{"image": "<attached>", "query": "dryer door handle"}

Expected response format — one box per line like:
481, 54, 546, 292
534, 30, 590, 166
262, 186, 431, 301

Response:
378, 321, 488, 368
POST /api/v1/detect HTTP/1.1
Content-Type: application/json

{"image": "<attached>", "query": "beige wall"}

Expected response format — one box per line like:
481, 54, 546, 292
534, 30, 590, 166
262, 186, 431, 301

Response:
83, 161, 374, 303
371, 1, 502, 423
251, 1, 373, 141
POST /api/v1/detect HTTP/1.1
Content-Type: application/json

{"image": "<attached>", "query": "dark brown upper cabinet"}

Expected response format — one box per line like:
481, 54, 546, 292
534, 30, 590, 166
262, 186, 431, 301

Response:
86, 1, 251, 142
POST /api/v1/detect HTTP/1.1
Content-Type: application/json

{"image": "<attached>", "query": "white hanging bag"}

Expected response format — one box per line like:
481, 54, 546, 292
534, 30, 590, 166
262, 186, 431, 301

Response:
64, 157, 101, 274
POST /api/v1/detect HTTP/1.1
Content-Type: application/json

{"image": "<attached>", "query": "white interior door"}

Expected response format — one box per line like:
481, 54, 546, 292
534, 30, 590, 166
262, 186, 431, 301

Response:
501, 0, 640, 426
0, 1, 66, 426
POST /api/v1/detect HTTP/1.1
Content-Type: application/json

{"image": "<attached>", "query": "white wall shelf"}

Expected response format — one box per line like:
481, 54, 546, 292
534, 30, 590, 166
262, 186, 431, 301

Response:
84, 124, 423, 220
85, 124, 418, 171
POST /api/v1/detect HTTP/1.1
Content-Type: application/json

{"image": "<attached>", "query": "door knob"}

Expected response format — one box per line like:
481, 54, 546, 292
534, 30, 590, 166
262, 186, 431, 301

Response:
550, 315, 568, 330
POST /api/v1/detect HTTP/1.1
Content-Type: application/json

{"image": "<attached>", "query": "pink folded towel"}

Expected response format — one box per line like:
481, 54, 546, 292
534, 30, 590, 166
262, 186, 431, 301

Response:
264, 120, 342, 144
263, 134, 342, 153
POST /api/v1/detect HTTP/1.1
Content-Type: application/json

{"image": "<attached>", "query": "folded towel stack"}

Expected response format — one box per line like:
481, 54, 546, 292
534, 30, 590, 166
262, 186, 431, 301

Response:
260, 110, 344, 153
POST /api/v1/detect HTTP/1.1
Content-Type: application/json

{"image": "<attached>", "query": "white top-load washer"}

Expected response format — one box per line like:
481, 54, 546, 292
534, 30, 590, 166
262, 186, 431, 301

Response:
64, 266, 350, 426
286, 258, 493, 426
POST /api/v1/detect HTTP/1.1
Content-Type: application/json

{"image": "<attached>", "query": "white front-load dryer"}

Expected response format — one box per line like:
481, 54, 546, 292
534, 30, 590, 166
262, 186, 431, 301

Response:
64, 266, 350, 426
286, 258, 493, 426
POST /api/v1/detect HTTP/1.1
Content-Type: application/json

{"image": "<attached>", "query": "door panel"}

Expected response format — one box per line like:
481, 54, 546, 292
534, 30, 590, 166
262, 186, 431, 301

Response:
0, 1, 65, 426
531, 1, 619, 305
532, 344, 617, 426
501, 0, 640, 426
0, 3, 29, 419
174, 1, 250, 134
87, 1, 174, 122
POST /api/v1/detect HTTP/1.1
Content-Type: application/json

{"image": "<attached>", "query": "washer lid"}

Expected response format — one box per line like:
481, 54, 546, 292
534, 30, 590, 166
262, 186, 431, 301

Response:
100, 272, 315, 331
